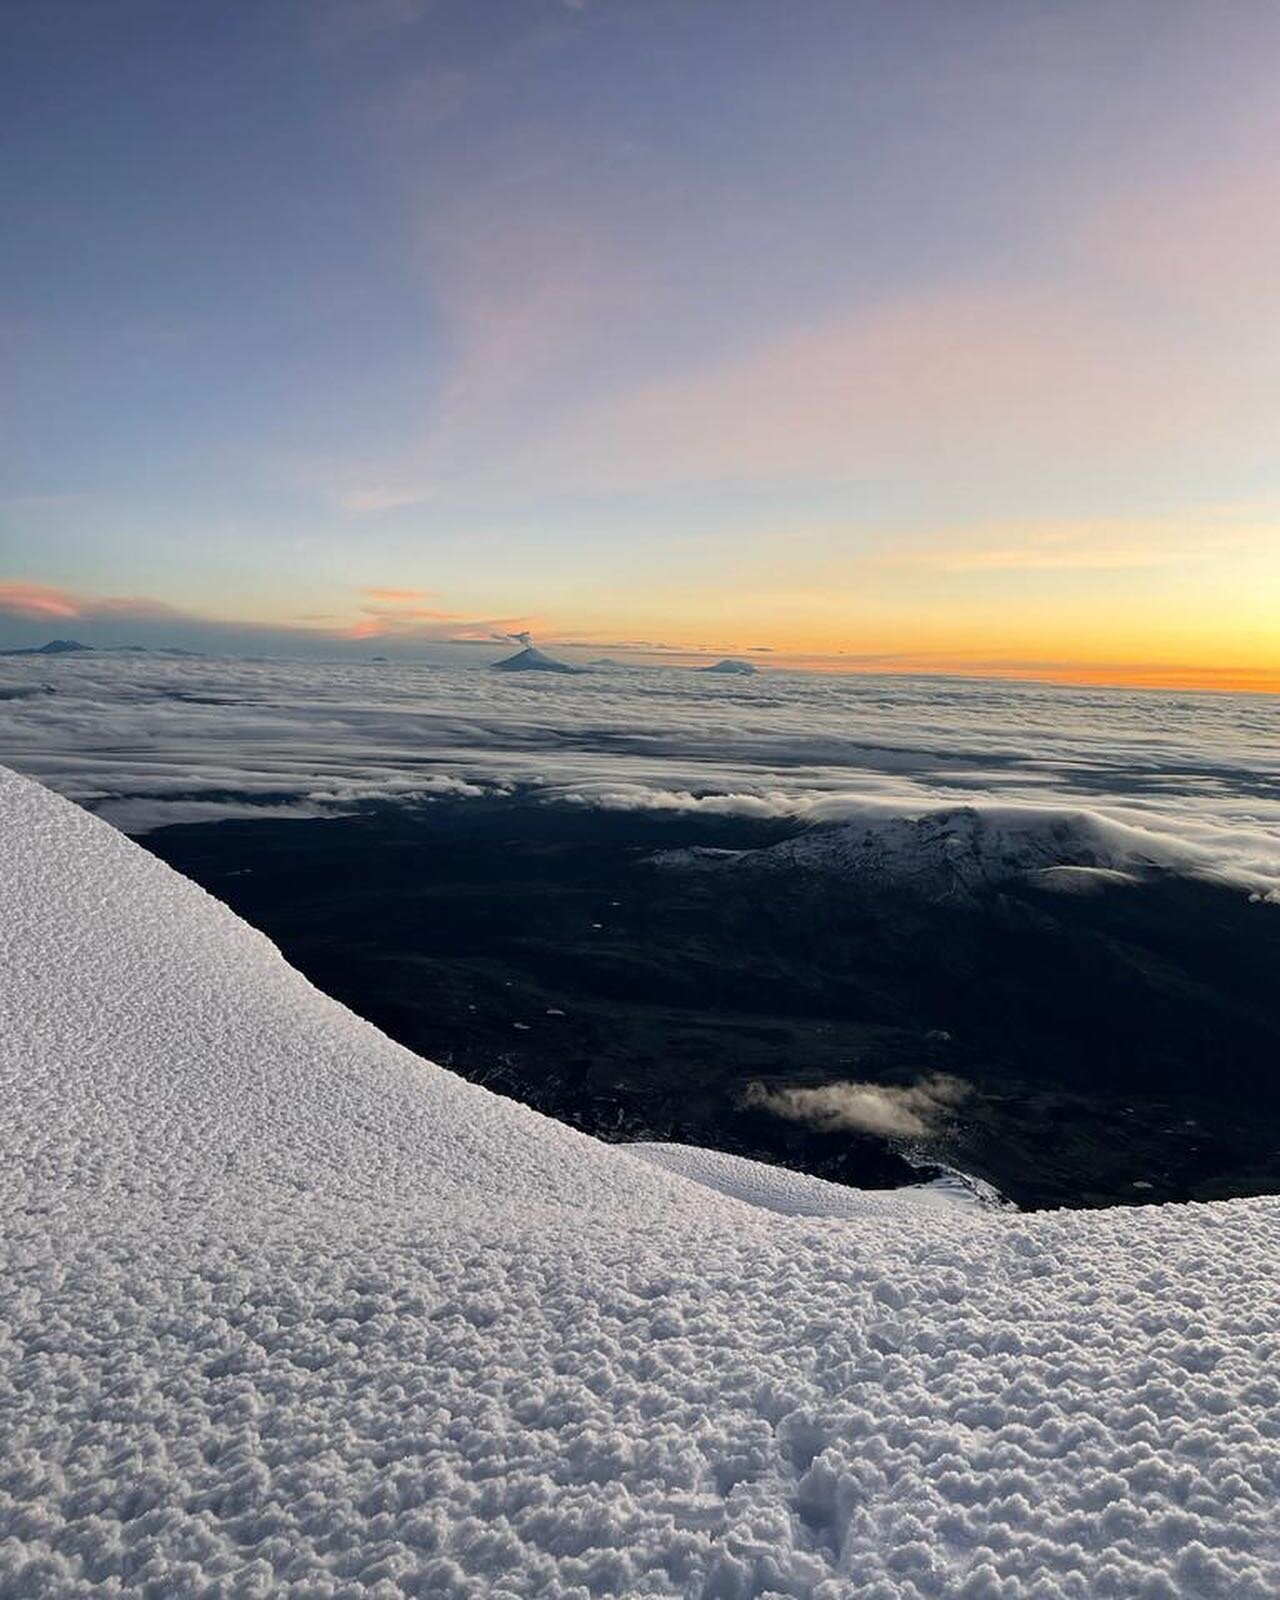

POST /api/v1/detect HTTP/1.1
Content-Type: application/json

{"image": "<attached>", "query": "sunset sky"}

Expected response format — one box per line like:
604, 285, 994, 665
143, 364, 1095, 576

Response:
2, 0, 1279, 686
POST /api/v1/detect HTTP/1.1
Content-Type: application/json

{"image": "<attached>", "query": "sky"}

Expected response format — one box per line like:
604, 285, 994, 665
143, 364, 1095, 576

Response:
1, 0, 1278, 687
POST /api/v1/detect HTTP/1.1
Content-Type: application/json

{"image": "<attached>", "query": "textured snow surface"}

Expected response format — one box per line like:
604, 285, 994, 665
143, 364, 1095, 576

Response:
626, 1143, 988, 1218
4, 766, 1280, 1598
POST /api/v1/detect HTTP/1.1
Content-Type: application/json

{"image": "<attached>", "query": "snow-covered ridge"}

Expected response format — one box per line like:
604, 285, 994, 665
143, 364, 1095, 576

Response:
3, 765, 1280, 1596
654, 798, 1276, 901
0, 767, 698, 1232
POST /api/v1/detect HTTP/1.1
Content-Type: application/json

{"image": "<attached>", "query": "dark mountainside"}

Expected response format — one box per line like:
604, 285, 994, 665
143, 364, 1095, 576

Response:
142, 798, 1280, 1210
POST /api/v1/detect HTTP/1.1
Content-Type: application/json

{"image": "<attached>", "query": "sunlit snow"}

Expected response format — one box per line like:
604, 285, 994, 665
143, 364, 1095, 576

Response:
3, 764, 1279, 1596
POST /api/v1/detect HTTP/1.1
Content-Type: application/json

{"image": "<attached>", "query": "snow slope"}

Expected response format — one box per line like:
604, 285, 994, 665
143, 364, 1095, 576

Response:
627, 1143, 1002, 1217
3, 763, 1280, 1597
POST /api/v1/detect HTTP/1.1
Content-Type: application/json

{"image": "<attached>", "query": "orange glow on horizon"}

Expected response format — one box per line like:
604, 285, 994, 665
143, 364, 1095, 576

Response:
1, 575, 1275, 694
747, 655, 1280, 696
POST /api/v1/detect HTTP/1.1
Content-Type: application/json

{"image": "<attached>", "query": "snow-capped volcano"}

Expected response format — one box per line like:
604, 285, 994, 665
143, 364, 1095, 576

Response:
697, 656, 757, 675
490, 642, 581, 673
3, 763, 1280, 1596
653, 801, 1221, 901
0, 636, 93, 656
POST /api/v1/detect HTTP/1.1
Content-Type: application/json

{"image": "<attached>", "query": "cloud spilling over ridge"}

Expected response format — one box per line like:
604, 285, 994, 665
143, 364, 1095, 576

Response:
561, 784, 800, 819
0, 650, 1275, 895
747, 1075, 970, 1140
653, 798, 1278, 901
92, 797, 335, 833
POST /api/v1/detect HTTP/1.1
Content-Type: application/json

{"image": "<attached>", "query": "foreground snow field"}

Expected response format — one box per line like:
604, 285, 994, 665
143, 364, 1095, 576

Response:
2, 765, 1279, 1598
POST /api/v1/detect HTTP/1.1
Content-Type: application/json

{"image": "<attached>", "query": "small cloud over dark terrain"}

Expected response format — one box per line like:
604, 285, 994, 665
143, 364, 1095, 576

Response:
747, 1074, 970, 1139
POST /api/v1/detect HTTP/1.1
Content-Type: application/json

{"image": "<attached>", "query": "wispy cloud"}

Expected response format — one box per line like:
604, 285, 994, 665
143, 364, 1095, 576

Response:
343, 589, 537, 643
0, 582, 254, 631
0, 582, 208, 625
746, 1075, 970, 1141
1075, 126, 1280, 301
541, 281, 1235, 492
0, 582, 84, 620
337, 487, 435, 513
348, 106, 1280, 504
0, 579, 538, 653
362, 587, 437, 603
890, 513, 1280, 575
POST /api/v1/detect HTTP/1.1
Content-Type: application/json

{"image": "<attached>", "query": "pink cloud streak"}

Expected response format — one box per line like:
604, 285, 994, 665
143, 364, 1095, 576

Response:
0, 582, 84, 620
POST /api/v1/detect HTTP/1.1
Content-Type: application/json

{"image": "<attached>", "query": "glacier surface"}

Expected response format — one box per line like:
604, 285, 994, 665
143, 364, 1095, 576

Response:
3, 765, 1280, 1597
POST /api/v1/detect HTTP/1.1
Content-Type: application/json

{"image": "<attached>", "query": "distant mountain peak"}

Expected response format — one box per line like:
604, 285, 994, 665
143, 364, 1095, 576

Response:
490, 643, 581, 674
652, 803, 1180, 903
0, 637, 94, 657
697, 657, 757, 676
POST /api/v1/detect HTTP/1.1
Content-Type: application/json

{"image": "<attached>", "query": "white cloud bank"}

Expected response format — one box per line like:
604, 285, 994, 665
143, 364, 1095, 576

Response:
0, 649, 1276, 895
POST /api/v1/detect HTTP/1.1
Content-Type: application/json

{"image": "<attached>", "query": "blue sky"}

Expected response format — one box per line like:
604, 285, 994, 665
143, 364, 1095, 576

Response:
2, 1, 1278, 682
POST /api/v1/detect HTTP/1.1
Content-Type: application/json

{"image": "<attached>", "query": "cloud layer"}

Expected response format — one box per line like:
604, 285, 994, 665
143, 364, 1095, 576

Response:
0, 651, 1275, 897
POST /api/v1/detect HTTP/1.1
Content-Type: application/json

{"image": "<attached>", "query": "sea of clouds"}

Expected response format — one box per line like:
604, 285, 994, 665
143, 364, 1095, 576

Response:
0, 650, 1276, 896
